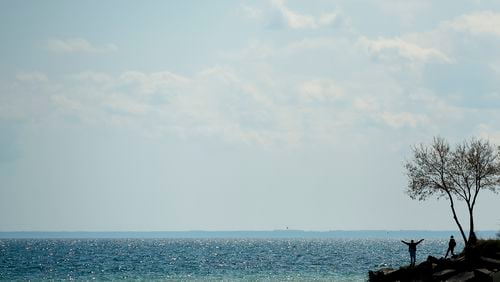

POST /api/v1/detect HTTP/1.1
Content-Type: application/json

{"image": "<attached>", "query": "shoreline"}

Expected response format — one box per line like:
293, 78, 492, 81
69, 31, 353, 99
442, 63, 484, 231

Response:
369, 239, 500, 281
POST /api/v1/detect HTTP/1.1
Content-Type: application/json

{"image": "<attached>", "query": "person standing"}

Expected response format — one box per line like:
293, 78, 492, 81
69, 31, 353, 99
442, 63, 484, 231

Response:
401, 239, 424, 267
445, 235, 456, 258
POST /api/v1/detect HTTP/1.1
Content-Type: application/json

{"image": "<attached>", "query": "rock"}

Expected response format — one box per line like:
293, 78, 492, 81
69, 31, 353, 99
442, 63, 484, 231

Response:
452, 255, 465, 262
491, 271, 500, 282
475, 268, 494, 282
368, 241, 500, 281
481, 256, 500, 269
427, 255, 439, 264
446, 271, 475, 281
432, 256, 467, 272
432, 269, 456, 281
368, 268, 395, 282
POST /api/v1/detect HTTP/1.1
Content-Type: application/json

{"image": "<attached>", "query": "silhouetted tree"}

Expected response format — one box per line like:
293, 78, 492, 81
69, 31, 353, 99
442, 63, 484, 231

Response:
405, 137, 500, 247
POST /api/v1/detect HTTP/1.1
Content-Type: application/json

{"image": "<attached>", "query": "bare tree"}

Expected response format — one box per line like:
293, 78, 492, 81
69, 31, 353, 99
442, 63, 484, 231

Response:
405, 137, 468, 244
405, 137, 500, 247
449, 139, 500, 244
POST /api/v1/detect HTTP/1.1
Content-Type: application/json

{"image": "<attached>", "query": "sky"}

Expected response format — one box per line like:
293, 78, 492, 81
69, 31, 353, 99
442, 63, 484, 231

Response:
1, 0, 500, 232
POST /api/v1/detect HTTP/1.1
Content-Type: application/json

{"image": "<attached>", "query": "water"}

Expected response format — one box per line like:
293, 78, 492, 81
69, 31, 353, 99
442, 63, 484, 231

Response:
0, 238, 461, 281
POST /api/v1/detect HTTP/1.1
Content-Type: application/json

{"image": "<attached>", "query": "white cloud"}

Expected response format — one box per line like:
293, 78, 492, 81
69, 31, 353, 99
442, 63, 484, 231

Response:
221, 40, 275, 61
105, 96, 150, 116
379, 111, 429, 128
443, 11, 500, 36
299, 79, 344, 102
51, 95, 84, 114
2, 63, 493, 149
4, 68, 355, 147
41, 69, 283, 146
270, 0, 339, 29
0, 72, 58, 122
47, 38, 117, 53
477, 123, 500, 144
283, 37, 344, 54
72, 72, 114, 84
408, 89, 464, 120
239, 4, 262, 20
353, 97, 379, 112
319, 12, 339, 26
7, 2, 500, 150
271, 0, 315, 29
118, 71, 191, 96
370, 0, 432, 25
198, 66, 240, 83
490, 62, 500, 74
352, 90, 440, 130
358, 36, 452, 64
16, 72, 48, 83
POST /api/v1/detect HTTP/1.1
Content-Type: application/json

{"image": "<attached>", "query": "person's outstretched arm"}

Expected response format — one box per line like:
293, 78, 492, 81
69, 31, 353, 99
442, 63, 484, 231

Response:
401, 240, 409, 245
417, 239, 424, 244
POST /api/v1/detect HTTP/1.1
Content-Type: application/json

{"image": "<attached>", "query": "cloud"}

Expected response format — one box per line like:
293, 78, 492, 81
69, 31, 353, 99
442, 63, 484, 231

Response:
220, 40, 275, 61
239, 4, 263, 20
71, 71, 114, 84
118, 71, 190, 96
7, 2, 500, 150
2, 68, 356, 147
298, 79, 344, 103
352, 91, 437, 130
0, 71, 57, 122
270, 0, 340, 29
16, 72, 48, 83
408, 89, 464, 121
369, 0, 432, 25
477, 123, 500, 144
319, 12, 339, 26
2, 63, 492, 149
358, 36, 452, 64
283, 37, 343, 54
47, 38, 117, 53
443, 11, 500, 36
36, 69, 282, 146
51, 95, 84, 114
379, 111, 429, 128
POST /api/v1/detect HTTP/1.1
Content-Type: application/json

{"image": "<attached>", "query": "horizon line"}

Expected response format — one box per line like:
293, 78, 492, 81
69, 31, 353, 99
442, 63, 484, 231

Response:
1, 230, 497, 239
1, 229, 498, 233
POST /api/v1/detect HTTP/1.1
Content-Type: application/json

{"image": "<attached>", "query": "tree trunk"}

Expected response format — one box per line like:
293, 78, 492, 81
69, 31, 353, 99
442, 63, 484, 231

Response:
468, 207, 477, 246
447, 191, 468, 245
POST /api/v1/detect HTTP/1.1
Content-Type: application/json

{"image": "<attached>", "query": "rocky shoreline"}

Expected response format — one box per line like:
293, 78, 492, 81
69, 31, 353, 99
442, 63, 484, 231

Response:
369, 253, 500, 281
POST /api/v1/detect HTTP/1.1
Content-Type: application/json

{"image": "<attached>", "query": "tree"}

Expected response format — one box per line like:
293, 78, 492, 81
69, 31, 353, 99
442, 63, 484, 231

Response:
405, 137, 500, 247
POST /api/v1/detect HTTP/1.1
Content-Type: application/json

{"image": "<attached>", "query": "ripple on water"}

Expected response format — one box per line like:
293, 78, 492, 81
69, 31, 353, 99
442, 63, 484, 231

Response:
0, 238, 458, 281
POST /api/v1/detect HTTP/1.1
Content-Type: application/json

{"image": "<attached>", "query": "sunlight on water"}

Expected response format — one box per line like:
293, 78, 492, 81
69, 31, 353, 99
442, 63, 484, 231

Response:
0, 238, 460, 281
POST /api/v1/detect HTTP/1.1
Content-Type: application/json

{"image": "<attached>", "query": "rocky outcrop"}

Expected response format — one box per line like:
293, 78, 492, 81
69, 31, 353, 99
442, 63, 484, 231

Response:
369, 253, 500, 282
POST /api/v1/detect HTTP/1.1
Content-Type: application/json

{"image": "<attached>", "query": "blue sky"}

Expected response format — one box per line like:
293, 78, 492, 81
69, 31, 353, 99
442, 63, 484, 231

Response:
1, 0, 500, 231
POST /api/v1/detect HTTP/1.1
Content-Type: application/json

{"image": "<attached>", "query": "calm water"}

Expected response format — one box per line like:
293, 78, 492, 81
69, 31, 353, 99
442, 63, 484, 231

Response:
0, 238, 460, 281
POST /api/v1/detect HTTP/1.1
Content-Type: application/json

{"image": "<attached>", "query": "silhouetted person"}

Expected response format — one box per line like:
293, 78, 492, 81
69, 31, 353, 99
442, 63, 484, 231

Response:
445, 235, 456, 258
401, 239, 424, 267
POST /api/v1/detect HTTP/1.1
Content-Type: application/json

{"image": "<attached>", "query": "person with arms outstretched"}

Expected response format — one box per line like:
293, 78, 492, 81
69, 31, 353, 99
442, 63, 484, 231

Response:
445, 235, 456, 258
401, 239, 424, 267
